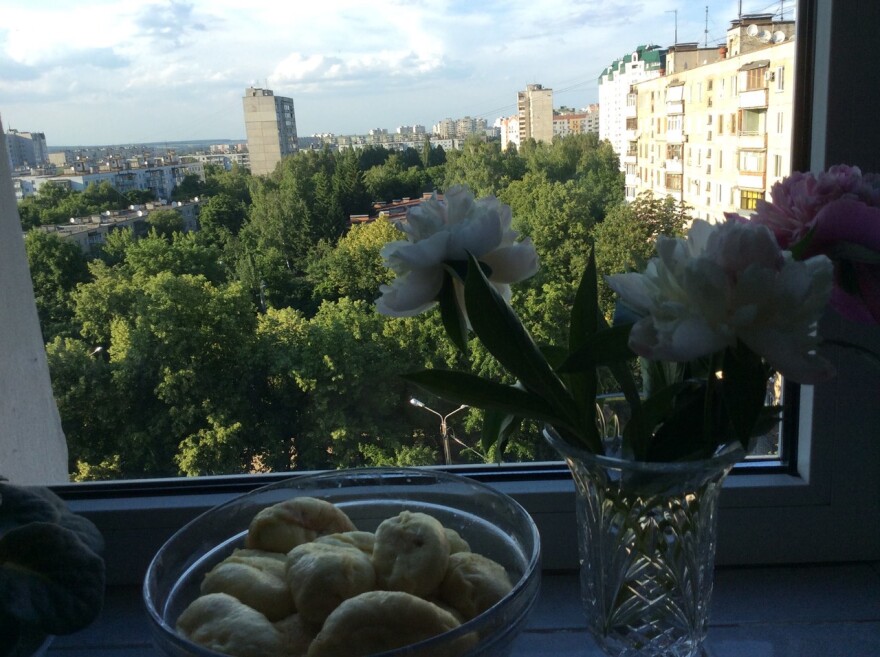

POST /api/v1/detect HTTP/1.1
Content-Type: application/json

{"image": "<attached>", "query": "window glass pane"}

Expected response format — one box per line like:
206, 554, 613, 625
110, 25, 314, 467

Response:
3, 0, 799, 481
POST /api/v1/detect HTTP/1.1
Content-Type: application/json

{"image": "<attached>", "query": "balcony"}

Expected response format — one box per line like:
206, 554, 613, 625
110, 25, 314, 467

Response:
623, 153, 638, 165
666, 129, 684, 144
625, 129, 638, 141
625, 172, 640, 186
665, 159, 683, 174
738, 133, 767, 150
738, 172, 766, 189
666, 101, 684, 115
739, 89, 768, 109
625, 103, 637, 118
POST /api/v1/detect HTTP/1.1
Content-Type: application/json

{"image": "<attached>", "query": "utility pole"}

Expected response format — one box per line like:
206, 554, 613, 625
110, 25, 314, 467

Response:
704, 6, 709, 47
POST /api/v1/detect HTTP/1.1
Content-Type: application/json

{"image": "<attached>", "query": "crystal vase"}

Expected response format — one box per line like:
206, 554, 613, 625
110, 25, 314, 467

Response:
545, 427, 742, 657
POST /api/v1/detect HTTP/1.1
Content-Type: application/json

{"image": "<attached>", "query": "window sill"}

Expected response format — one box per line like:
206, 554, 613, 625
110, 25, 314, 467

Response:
49, 562, 880, 656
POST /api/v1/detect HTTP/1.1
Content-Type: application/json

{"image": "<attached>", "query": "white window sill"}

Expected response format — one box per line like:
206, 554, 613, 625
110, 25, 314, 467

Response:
49, 562, 880, 656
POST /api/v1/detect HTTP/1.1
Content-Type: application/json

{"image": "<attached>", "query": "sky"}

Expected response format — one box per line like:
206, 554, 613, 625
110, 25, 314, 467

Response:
0, 0, 792, 147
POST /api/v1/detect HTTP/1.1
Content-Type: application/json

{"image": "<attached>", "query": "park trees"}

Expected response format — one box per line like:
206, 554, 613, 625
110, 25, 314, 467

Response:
24, 230, 91, 341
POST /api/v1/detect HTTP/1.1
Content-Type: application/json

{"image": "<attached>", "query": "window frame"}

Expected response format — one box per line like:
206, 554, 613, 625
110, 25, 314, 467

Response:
42, 0, 880, 584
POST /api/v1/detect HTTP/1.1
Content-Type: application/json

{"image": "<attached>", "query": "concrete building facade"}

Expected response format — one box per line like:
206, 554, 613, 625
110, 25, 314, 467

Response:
12, 161, 205, 202
517, 84, 554, 144
599, 45, 667, 170
628, 15, 796, 218
5, 129, 49, 170
242, 87, 298, 177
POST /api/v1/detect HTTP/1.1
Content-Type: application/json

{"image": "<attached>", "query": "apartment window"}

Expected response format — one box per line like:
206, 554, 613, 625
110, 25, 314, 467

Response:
741, 109, 765, 135
775, 65, 785, 91
718, 150, 724, 169
739, 149, 766, 173
745, 66, 768, 91
740, 189, 764, 210
667, 143, 683, 160
717, 183, 724, 203
774, 154, 783, 177
732, 74, 738, 94
666, 115, 682, 132
3, 0, 877, 586
777, 111, 784, 134
665, 173, 683, 191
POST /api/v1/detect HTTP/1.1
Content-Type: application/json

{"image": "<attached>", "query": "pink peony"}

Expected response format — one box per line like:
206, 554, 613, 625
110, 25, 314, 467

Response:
745, 165, 880, 325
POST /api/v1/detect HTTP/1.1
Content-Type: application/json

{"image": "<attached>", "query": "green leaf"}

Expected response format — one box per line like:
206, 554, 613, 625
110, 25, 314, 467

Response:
403, 369, 577, 432
566, 250, 600, 443
437, 268, 468, 354
626, 380, 701, 461
461, 253, 591, 446
481, 409, 521, 460
0, 522, 105, 635
720, 344, 771, 445
559, 324, 634, 371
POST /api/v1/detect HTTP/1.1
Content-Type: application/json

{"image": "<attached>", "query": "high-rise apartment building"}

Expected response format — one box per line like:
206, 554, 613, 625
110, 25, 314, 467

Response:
598, 45, 667, 170
517, 84, 553, 144
5, 128, 48, 170
628, 15, 796, 218
242, 87, 298, 177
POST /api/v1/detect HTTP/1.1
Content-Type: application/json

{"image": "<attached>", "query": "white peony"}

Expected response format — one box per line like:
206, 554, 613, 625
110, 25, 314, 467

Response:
606, 219, 835, 384
375, 186, 539, 317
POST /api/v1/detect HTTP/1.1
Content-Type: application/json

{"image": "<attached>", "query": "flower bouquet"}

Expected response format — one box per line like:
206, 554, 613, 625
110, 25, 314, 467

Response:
376, 183, 838, 657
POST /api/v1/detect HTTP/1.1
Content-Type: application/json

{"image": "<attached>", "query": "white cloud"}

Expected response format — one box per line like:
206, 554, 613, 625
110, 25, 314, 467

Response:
0, 0, 749, 144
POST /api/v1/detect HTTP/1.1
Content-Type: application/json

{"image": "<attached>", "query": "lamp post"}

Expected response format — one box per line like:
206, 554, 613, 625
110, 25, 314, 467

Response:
409, 398, 468, 465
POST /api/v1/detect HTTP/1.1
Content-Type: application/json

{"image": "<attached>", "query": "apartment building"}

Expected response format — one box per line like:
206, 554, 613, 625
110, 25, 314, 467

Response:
5, 129, 49, 170
517, 84, 553, 144
432, 116, 488, 139
36, 200, 202, 255
12, 160, 205, 202
552, 107, 600, 138
598, 45, 667, 170
628, 15, 796, 218
497, 115, 520, 151
242, 87, 299, 177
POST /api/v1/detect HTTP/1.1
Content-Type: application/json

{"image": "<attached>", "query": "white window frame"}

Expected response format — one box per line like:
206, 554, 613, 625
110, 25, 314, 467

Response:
6, 0, 877, 586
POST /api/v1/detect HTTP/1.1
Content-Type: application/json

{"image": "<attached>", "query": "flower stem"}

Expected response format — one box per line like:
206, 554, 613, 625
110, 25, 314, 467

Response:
703, 352, 720, 452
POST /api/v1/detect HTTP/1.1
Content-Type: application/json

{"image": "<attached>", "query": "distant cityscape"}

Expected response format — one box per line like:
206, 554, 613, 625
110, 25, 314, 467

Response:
7, 11, 794, 227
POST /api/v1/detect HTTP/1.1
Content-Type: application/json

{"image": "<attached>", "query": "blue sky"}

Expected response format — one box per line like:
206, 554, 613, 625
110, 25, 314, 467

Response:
0, 0, 791, 146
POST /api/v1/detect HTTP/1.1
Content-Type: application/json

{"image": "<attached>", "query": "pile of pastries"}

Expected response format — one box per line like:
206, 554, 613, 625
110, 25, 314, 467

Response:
176, 496, 514, 657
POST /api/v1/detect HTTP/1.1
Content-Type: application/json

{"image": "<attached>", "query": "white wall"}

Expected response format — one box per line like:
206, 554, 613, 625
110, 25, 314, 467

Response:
0, 120, 69, 483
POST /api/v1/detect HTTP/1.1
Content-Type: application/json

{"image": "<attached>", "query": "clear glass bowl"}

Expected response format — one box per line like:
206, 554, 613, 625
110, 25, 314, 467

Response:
144, 468, 542, 657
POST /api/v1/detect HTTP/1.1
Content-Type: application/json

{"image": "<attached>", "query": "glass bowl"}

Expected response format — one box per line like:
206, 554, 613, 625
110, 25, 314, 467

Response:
144, 468, 541, 657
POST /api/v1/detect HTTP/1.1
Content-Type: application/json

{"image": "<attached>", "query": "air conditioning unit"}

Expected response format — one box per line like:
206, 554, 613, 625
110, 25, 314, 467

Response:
764, 70, 775, 82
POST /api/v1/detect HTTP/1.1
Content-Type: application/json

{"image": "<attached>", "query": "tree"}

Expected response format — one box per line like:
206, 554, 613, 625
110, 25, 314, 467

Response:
146, 208, 185, 238
286, 298, 431, 469
306, 219, 400, 304
441, 137, 505, 197
171, 173, 205, 201
24, 230, 91, 341
592, 191, 691, 317
197, 192, 248, 244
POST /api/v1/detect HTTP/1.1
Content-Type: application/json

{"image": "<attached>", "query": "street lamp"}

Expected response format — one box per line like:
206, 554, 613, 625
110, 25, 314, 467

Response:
409, 397, 468, 465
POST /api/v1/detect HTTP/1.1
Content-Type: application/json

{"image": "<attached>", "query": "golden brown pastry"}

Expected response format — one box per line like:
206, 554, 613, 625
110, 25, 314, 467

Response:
443, 527, 471, 555
285, 541, 376, 625
245, 497, 356, 553
176, 592, 285, 657
372, 511, 450, 597
314, 530, 375, 556
438, 551, 513, 620
306, 590, 468, 657
200, 553, 294, 621
274, 613, 317, 657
